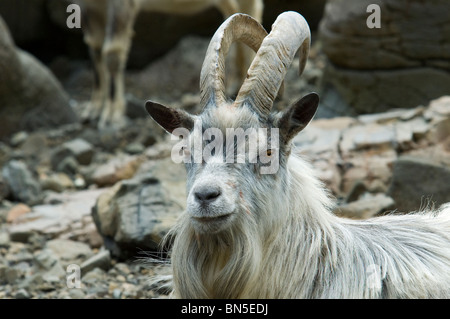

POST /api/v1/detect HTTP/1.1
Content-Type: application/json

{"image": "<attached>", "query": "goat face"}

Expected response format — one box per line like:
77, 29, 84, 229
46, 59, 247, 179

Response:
145, 11, 315, 235
145, 93, 318, 235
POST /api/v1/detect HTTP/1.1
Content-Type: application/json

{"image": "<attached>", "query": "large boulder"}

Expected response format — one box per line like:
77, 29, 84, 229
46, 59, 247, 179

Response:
2, 160, 42, 205
0, 15, 78, 140
387, 156, 450, 213
318, 0, 450, 116
91, 157, 186, 260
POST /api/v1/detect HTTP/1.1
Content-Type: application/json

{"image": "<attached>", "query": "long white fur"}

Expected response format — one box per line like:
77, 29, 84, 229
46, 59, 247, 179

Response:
161, 151, 450, 298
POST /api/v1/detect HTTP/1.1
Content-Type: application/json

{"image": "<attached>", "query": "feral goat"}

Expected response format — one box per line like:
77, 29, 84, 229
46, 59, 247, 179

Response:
76, 0, 263, 128
145, 11, 450, 298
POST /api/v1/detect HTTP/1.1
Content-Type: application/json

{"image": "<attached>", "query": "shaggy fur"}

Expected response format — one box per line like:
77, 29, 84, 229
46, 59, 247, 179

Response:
163, 154, 450, 298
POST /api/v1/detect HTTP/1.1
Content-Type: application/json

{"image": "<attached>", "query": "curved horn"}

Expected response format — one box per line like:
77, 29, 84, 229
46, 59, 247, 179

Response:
200, 13, 268, 109
235, 11, 311, 119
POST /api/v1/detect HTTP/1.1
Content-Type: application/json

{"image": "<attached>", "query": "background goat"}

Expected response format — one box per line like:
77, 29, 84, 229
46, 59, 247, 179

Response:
145, 12, 450, 298
76, 0, 263, 128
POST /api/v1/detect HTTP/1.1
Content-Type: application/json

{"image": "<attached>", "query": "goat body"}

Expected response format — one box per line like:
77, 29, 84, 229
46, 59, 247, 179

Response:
76, 0, 263, 128
145, 11, 450, 298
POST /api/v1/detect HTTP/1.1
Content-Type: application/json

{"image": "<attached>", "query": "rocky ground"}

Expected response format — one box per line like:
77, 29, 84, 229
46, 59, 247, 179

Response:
1, 35, 450, 299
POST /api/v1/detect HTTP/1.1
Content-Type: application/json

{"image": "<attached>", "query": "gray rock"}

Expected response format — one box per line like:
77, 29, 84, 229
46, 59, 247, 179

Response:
10, 131, 28, 147
68, 288, 86, 299
62, 138, 94, 165
0, 15, 77, 139
90, 154, 144, 187
8, 188, 106, 239
40, 173, 74, 193
334, 193, 395, 219
92, 158, 186, 260
125, 142, 145, 155
33, 248, 68, 284
14, 288, 31, 299
34, 248, 60, 270
0, 176, 10, 202
345, 181, 367, 203
56, 156, 79, 176
387, 156, 450, 212
2, 160, 41, 204
46, 239, 94, 265
0, 231, 10, 247
0, 265, 18, 284
340, 123, 396, 154
319, 0, 450, 115
41, 261, 66, 284
8, 230, 33, 244
82, 267, 107, 284
80, 250, 112, 275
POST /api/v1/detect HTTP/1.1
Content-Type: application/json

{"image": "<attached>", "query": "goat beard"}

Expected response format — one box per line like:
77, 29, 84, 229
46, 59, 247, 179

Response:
169, 209, 263, 298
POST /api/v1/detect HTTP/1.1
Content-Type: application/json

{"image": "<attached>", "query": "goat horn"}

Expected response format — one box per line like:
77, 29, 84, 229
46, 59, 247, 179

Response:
200, 13, 267, 109
235, 11, 311, 119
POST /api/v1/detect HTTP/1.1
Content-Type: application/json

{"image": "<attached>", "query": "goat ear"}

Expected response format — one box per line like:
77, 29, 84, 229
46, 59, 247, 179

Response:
145, 101, 195, 134
277, 93, 319, 141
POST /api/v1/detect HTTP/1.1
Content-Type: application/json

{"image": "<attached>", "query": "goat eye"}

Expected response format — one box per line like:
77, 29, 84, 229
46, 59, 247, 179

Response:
266, 149, 272, 157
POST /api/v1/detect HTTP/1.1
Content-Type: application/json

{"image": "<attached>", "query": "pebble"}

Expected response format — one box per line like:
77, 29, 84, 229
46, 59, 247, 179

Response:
6, 203, 32, 223
14, 288, 31, 299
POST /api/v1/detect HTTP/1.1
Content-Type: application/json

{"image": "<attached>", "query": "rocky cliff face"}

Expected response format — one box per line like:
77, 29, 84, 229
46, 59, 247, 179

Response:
319, 0, 450, 116
0, 15, 78, 140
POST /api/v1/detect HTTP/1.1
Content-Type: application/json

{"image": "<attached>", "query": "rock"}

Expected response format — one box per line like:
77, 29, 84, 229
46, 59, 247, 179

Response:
319, 0, 450, 115
16, 132, 49, 160
6, 203, 31, 223
82, 267, 107, 283
40, 172, 74, 193
55, 156, 79, 176
32, 249, 75, 284
394, 117, 430, 150
51, 138, 94, 169
90, 154, 144, 187
61, 138, 94, 165
0, 176, 10, 202
345, 181, 367, 203
112, 288, 122, 299
14, 288, 31, 299
92, 158, 186, 260
124, 142, 145, 155
0, 265, 19, 284
8, 188, 107, 239
34, 248, 60, 270
340, 123, 396, 154
10, 131, 28, 147
2, 160, 42, 205
0, 231, 9, 247
334, 193, 395, 219
41, 262, 66, 284
68, 288, 86, 299
8, 230, 33, 243
80, 250, 112, 275
387, 156, 450, 212
341, 149, 397, 195
0, 15, 77, 139
46, 239, 94, 266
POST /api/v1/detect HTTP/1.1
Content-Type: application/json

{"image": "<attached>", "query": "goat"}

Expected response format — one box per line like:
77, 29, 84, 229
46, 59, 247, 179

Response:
145, 11, 450, 298
76, 0, 264, 129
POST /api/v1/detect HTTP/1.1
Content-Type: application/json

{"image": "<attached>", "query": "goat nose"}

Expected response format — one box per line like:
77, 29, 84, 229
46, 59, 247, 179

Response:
194, 186, 221, 204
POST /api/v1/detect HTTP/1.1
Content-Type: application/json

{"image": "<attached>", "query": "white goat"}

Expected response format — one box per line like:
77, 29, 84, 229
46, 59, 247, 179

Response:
145, 12, 450, 298
76, 0, 263, 128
